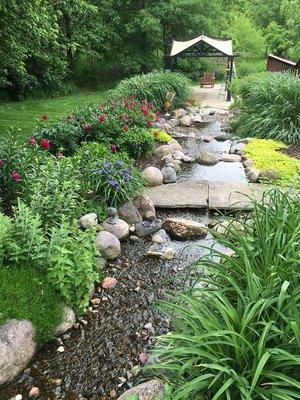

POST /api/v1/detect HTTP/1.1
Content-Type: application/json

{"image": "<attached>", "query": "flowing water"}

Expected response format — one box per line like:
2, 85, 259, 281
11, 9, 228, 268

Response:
1, 115, 245, 400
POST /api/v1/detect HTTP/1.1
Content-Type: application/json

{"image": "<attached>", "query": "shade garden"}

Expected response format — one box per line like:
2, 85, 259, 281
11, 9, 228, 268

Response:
0, 71, 299, 399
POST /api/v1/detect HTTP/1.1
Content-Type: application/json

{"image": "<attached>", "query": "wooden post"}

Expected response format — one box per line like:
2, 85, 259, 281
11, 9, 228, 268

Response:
226, 56, 234, 101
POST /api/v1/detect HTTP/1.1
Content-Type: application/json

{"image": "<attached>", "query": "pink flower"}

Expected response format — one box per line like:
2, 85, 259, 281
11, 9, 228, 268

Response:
147, 121, 153, 128
40, 139, 51, 150
83, 124, 93, 132
141, 108, 149, 116
98, 115, 106, 123
123, 125, 129, 132
111, 144, 119, 153
41, 114, 48, 121
28, 137, 37, 145
12, 171, 21, 182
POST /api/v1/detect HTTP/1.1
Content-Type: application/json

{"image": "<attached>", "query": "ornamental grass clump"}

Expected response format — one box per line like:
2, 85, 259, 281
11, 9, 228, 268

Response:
230, 72, 300, 144
149, 189, 300, 400
111, 71, 192, 110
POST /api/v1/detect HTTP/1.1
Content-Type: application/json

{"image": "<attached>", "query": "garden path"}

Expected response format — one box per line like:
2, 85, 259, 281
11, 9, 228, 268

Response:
193, 84, 233, 110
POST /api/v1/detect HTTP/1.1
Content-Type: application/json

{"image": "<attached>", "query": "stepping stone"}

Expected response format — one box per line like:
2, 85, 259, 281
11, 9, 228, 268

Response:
144, 181, 209, 209
208, 182, 267, 210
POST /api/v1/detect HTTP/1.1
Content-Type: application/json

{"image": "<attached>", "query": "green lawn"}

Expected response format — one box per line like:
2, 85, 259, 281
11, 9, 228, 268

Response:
0, 90, 106, 141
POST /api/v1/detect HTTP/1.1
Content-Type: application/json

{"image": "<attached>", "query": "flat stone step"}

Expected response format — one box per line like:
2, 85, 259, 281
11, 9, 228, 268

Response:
144, 181, 209, 208
144, 180, 268, 210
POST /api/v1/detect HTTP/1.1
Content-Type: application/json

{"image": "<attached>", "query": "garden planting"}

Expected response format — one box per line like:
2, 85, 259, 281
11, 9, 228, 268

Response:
1, 70, 300, 400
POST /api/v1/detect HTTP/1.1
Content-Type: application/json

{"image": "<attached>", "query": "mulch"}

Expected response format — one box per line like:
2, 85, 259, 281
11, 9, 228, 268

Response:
279, 145, 300, 160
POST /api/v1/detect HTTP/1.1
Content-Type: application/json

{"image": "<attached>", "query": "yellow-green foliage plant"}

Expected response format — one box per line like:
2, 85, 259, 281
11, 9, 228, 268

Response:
245, 139, 300, 184
151, 128, 172, 143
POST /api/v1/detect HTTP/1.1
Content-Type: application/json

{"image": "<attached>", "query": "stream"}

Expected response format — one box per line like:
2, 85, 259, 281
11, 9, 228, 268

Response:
1, 113, 247, 400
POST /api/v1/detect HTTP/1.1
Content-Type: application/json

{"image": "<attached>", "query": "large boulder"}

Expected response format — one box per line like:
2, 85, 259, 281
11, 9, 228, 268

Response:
142, 167, 163, 187
78, 213, 98, 229
95, 231, 121, 260
118, 202, 142, 225
196, 151, 219, 166
117, 379, 164, 400
247, 168, 260, 183
102, 218, 130, 240
163, 218, 208, 240
55, 306, 76, 336
135, 220, 162, 238
133, 195, 156, 220
161, 162, 177, 184
0, 319, 36, 385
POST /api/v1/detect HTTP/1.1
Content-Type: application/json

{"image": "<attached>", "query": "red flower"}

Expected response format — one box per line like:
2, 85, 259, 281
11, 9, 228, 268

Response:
28, 137, 37, 145
83, 123, 93, 132
147, 121, 154, 128
40, 139, 51, 150
123, 125, 129, 132
41, 114, 48, 121
0, 159, 4, 167
12, 171, 21, 182
141, 107, 149, 116
111, 144, 119, 153
98, 115, 106, 123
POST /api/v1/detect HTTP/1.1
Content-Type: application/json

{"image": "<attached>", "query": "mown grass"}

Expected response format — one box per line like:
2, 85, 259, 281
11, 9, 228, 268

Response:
0, 90, 106, 141
245, 139, 300, 184
0, 265, 63, 342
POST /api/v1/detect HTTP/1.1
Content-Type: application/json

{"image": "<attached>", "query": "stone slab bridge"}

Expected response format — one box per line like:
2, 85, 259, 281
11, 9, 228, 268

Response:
144, 181, 270, 211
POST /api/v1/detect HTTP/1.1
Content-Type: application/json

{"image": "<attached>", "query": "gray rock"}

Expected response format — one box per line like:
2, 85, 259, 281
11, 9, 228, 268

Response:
201, 135, 213, 142
243, 159, 254, 168
78, 213, 98, 229
172, 160, 182, 172
133, 195, 156, 220
142, 167, 163, 187
237, 137, 254, 144
163, 218, 208, 240
214, 133, 231, 141
147, 243, 175, 260
247, 168, 260, 183
55, 306, 76, 336
169, 140, 183, 153
155, 145, 172, 159
173, 108, 187, 119
196, 151, 219, 165
102, 218, 130, 240
230, 143, 246, 154
151, 234, 165, 244
179, 115, 192, 127
162, 123, 172, 133
135, 220, 162, 238
219, 154, 242, 163
161, 162, 177, 184
95, 231, 121, 260
169, 118, 179, 127
118, 202, 142, 225
0, 319, 36, 385
259, 169, 280, 181
193, 114, 203, 124
117, 379, 164, 400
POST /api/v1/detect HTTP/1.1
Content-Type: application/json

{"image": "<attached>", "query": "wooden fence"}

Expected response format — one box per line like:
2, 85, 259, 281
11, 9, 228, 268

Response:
267, 54, 300, 75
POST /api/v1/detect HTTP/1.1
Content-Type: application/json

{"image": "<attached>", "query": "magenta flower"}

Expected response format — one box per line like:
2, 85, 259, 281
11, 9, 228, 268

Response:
40, 139, 51, 150
111, 144, 119, 153
98, 115, 106, 123
83, 123, 93, 132
147, 120, 154, 127
12, 171, 21, 182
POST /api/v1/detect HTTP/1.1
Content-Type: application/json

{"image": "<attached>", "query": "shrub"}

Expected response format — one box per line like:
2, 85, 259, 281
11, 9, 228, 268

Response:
23, 156, 86, 228
245, 139, 300, 184
116, 127, 154, 159
0, 265, 63, 342
48, 221, 100, 314
149, 190, 300, 399
111, 71, 192, 110
151, 129, 173, 143
0, 213, 11, 265
0, 136, 50, 211
230, 72, 300, 144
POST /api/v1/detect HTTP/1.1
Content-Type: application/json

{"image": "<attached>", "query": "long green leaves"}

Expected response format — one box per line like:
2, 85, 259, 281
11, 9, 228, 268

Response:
148, 189, 300, 399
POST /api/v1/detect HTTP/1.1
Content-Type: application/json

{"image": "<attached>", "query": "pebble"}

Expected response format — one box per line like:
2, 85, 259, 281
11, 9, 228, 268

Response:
139, 352, 150, 364
10, 396, 22, 400
56, 346, 65, 353
101, 277, 118, 289
91, 298, 101, 306
29, 387, 40, 397
151, 234, 165, 244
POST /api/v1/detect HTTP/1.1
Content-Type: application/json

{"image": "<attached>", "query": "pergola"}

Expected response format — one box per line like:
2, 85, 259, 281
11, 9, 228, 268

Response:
170, 34, 237, 101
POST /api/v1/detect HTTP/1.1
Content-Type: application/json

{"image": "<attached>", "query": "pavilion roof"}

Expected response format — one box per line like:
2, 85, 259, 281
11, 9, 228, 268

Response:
170, 34, 233, 57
